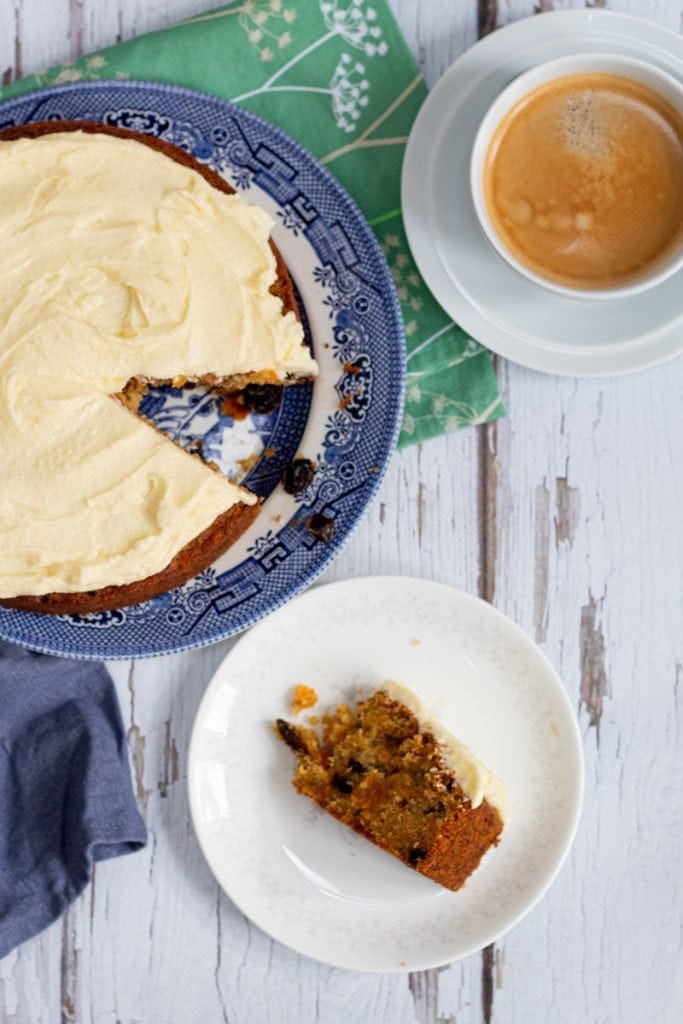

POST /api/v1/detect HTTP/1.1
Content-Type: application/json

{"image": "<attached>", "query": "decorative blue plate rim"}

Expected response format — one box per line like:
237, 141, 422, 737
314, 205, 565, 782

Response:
0, 80, 405, 660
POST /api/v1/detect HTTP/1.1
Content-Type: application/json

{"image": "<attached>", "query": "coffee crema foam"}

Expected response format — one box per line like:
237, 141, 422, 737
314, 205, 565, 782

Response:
483, 73, 683, 289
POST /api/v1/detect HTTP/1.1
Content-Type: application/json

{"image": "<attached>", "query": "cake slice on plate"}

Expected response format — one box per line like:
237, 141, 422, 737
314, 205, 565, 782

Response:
276, 681, 506, 891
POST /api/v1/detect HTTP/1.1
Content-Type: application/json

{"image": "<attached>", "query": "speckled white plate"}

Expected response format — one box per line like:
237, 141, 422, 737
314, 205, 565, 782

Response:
188, 576, 583, 971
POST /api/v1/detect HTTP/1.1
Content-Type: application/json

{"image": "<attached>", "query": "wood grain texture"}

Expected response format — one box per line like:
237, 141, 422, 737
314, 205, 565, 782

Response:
1, 1, 682, 1022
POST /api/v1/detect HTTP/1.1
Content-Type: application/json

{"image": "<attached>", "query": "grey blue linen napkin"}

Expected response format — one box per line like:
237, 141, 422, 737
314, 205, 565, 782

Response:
0, 642, 146, 959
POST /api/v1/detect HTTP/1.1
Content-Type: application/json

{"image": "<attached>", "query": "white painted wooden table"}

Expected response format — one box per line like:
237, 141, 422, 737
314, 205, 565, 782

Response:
1, 1, 682, 1022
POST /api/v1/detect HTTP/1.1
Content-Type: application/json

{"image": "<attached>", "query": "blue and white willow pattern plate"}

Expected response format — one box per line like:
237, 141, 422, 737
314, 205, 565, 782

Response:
0, 81, 405, 659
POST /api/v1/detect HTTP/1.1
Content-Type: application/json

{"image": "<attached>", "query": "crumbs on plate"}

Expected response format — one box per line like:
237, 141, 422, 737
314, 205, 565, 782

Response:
291, 684, 318, 716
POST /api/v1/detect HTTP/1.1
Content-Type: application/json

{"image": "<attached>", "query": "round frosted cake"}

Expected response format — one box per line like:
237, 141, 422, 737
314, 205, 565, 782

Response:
0, 122, 318, 614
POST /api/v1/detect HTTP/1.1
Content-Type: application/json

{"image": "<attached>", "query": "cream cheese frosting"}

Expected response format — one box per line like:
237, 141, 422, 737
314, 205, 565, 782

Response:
0, 130, 318, 597
382, 681, 508, 819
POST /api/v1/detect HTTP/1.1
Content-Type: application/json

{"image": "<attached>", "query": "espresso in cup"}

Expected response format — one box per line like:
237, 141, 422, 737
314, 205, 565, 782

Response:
482, 73, 683, 290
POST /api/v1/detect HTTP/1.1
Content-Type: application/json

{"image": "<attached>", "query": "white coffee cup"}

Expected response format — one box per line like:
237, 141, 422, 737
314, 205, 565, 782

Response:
470, 53, 683, 301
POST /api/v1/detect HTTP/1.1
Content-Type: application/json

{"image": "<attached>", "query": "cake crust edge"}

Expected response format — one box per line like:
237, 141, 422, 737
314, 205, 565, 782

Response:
1, 499, 261, 615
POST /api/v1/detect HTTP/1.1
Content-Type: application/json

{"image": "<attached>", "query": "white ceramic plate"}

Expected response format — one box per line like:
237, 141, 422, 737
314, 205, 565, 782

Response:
401, 10, 683, 377
188, 576, 584, 971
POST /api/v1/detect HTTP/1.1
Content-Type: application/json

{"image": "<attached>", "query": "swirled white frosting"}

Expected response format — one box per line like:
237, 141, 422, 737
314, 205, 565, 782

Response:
383, 681, 508, 819
0, 131, 317, 597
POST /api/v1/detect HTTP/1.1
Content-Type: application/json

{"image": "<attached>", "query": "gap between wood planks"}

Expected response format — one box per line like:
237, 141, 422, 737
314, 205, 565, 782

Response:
407, 355, 501, 1024
475, 7, 499, 1016
69, 0, 85, 60
476, 380, 499, 1024
1, 2, 22, 86
408, 0, 501, 1015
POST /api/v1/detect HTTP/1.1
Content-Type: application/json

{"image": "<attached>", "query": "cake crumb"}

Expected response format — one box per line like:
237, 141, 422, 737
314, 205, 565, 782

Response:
550, 722, 559, 736
221, 395, 249, 420
264, 446, 276, 459
410, 638, 421, 646
238, 452, 260, 474
291, 684, 318, 716
308, 714, 320, 726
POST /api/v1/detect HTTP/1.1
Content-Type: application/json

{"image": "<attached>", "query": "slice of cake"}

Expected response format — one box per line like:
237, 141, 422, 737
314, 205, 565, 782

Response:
0, 121, 318, 614
276, 682, 506, 891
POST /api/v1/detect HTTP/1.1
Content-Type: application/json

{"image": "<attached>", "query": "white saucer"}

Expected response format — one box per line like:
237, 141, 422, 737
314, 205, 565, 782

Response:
188, 576, 583, 971
401, 11, 683, 377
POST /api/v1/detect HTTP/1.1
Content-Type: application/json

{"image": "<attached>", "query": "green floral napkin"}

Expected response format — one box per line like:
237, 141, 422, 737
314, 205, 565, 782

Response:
0, 0, 504, 447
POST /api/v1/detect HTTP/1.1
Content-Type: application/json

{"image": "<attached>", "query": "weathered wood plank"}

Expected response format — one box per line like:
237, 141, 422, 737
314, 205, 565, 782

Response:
81, 0, 210, 54
2, 0, 71, 80
392, 4, 683, 1024
0, 1, 21, 85
468, 356, 683, 1024
1, 1, 682, 1022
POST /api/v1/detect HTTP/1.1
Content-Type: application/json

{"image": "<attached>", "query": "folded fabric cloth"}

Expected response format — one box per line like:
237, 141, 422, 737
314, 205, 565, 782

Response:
0, 0, 504, 447
0, 643, 146, 959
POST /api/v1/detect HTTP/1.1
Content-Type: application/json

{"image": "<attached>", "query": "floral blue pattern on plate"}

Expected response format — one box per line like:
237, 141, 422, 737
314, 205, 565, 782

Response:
0, 81, 404, 659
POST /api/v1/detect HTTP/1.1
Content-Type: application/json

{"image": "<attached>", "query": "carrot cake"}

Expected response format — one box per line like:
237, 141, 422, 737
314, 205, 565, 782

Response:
0, 122, 318, 613
276, 682, 506, 891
